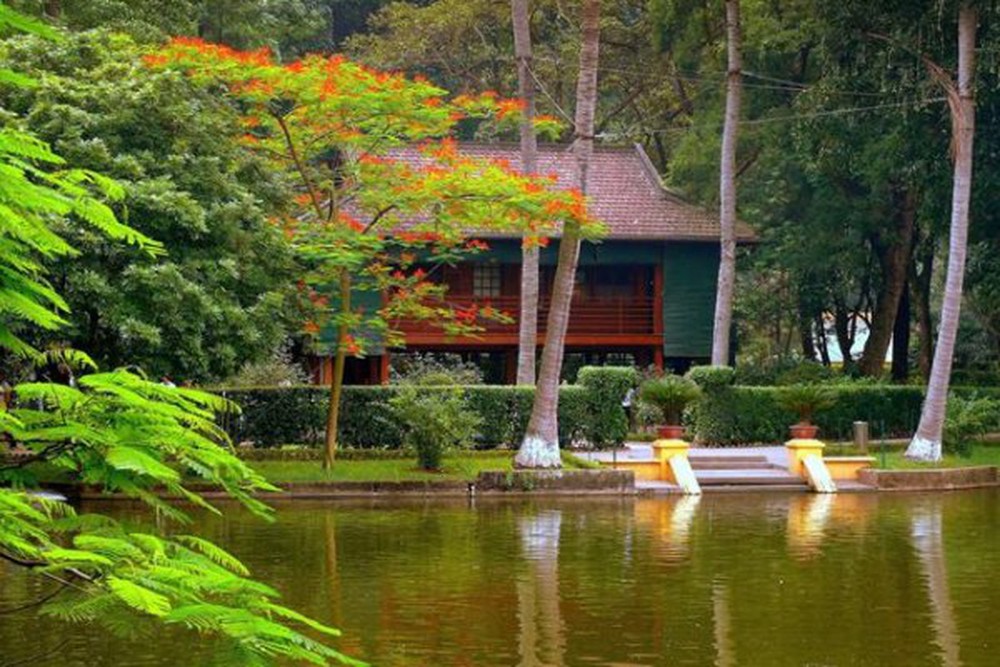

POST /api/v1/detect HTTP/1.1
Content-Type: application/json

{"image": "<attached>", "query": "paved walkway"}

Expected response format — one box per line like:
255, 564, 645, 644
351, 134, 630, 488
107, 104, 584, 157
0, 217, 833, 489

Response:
578, 443, 789, 468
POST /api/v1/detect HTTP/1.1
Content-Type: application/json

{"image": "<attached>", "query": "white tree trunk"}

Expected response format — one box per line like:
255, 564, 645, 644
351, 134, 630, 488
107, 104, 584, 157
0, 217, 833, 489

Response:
906, 4, 977, 462
516, 0, 601, 468
512, 0, 540, 386
710, 0, 742, 366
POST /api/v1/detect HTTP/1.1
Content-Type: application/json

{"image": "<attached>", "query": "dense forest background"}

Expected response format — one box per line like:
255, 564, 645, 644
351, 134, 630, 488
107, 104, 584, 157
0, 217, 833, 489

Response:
5, 0, 1000, 385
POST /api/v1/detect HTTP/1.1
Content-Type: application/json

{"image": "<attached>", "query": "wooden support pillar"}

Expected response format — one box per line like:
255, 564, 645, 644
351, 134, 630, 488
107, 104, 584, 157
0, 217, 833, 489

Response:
379, 353, 391, 385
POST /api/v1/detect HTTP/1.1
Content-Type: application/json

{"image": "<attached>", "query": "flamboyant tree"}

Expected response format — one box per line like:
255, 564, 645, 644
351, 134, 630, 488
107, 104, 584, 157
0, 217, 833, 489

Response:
148, 39, 598, 467
907, 3, 978, 461
516, 0, 602, 468
710, 0, 742, 367
512, 0, 540, 386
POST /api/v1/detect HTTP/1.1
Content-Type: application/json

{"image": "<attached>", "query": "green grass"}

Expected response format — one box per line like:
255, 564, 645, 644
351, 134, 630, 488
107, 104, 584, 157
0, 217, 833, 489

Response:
872, 445, 1000, 470
249, 451, 597, 484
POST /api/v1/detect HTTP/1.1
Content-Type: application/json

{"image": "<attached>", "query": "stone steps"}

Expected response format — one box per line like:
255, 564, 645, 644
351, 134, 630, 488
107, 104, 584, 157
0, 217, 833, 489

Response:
689, 460, 773, 470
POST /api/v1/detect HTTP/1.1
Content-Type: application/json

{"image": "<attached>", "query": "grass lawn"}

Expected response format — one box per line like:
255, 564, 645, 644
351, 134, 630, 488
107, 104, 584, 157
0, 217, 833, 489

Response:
870, 445, 1000, 470
249, 451, 597, 484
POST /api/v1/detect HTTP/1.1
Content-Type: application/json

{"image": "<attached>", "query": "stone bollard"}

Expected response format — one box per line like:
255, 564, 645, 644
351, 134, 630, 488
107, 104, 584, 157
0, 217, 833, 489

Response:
853, 421, 869, 454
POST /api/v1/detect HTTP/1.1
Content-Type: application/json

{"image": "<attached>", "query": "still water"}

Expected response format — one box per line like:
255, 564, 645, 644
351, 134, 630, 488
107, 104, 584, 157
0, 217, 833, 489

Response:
2, 490, 1000, 666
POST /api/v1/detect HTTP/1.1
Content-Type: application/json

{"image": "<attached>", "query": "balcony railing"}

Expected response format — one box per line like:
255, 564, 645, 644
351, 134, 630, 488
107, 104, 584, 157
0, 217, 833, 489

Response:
397, 294, 657, 337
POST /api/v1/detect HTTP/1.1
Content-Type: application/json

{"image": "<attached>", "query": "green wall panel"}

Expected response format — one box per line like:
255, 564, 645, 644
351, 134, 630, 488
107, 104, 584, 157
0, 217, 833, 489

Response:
662, 242, 718, 358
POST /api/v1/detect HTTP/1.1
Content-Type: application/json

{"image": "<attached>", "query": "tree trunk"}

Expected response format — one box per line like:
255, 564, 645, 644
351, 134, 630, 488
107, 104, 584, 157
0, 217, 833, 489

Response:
892, 276, 911, 382
907, 4, 977, 461
515, 0, 601, 468
512, 0, 540, 386
859, 188, 916, 376
43, 0, 61, 19
710, 0, 742, 366
323, 268, 351, 469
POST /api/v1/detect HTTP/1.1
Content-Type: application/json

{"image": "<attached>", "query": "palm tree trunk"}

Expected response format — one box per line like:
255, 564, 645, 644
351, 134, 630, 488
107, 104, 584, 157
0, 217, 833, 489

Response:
515, 0, 601, 468
906, 4, 977, 461
711, 0, 742, 367
512, 0, 540, 386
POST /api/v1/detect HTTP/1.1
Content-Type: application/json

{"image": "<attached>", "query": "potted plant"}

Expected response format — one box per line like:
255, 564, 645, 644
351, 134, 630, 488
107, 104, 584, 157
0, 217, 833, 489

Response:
638, 375, 702, 439
775, 384, 836, 439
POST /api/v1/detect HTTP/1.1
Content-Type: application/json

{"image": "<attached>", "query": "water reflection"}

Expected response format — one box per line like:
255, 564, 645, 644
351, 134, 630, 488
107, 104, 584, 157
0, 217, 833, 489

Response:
517, 510, 566, 666
2, 492, 1000, 666
912, 503, 961, 667
786, 493, 833, 559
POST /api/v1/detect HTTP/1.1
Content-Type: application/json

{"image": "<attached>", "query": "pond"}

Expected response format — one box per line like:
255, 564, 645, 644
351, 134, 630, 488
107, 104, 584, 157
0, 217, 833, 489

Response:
2, 490, 1000, 666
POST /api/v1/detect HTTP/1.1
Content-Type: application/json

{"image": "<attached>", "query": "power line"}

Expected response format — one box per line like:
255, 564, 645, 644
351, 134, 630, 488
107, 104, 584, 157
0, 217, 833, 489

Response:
596, 96, 947, 139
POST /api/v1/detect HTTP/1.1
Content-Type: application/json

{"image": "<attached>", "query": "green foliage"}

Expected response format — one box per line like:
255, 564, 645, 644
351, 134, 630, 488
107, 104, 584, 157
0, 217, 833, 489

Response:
638, 374, 702, 425
389, 352, 484, 385
0, 7, 355, 662
389, 379, 482, 470
0, 30, 296, 382
225, 344, 308, 388
217, 383, 612, 449
774, 383, 837, 423
577, 366, 638, 448
685, 365, 736, 391
943, 394, 1000, 458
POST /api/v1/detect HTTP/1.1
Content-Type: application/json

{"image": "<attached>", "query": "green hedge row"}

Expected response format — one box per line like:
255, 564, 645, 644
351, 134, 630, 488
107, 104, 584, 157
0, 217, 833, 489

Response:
215, 377, 1000, 449
215, 383, 596, 449
689, 384, 1000, 445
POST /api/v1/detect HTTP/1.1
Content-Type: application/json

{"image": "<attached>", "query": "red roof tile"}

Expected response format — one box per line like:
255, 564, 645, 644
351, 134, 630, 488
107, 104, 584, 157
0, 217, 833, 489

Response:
387, 142, 756, 242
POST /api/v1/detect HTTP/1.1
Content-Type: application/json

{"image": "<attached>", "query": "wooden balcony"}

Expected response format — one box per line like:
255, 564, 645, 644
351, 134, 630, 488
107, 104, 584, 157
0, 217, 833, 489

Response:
396, 294, 661, 347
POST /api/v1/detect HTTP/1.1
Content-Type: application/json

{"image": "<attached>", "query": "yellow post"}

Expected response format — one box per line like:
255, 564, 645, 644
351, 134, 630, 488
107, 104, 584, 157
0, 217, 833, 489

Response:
652, 440, 701, 494
653, 439, 689, 483
785, 439, 825, 477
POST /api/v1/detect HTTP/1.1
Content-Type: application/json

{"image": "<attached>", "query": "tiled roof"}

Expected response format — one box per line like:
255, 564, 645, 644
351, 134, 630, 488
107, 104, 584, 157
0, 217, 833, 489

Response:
387, 142, 756, 242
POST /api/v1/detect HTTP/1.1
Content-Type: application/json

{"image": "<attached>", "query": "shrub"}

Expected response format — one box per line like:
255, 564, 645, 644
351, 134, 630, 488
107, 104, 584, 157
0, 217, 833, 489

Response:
638, 375, 702, 425
389, 352, 484, 385
215, 384, 606, 449
577, 366, 638, 448
389, 382, 482, 470
944, 394, 1000, 457
774, 384, 837, 423
224, 344, 308, 387
685, 365, 735, 391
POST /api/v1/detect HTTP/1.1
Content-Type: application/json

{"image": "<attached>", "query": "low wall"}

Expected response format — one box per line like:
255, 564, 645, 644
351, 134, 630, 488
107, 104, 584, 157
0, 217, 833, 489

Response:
475, 469, 635, 494
824, 456, 875, 481
858, 466, 999, 491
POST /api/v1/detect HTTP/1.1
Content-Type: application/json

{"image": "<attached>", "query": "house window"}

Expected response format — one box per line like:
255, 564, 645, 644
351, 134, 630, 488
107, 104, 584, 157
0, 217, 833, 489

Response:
472, 264, 502, 297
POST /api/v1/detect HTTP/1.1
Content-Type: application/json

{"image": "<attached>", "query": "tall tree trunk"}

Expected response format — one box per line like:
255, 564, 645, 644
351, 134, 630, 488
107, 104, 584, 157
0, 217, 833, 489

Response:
512, 0, 540, 386
913, 247, 935, 380
324, 268, 351, 469
907, 4, 977, 461
515, 0, 601, 468
710, 0, 742, 366
43, 0, 61, 19
859, 188, 916, 376
892, 277, 911, 382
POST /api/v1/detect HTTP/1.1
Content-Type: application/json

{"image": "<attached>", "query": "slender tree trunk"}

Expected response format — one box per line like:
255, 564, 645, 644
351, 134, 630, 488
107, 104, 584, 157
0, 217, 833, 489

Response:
892, 277, 911, 382
324, 268, 351, 469
512, 0, 540, 386
515, 0, 601, 468
859, 188, 916, 376
907, 4, 977, 461
710, 0, 742, 366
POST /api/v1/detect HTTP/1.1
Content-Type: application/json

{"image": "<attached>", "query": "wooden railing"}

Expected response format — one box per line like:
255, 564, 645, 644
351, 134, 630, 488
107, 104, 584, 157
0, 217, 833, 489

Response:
398, 295, 657, 336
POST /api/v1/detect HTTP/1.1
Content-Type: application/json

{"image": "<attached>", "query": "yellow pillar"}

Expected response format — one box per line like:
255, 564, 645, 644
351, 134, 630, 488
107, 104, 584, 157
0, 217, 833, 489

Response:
652, 439, 690, 483
785, 439, 825, 477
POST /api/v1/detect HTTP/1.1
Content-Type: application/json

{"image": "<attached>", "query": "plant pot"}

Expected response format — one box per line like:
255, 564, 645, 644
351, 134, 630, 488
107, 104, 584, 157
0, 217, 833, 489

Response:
657, 425, 685, 440
789, 422, 819, 440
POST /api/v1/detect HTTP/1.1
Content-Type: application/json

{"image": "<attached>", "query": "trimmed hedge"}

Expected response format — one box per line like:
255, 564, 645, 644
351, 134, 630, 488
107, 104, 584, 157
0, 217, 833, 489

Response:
216, 384, 595, 449
577, 366, 638, 447
689, 384, 1000, 446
